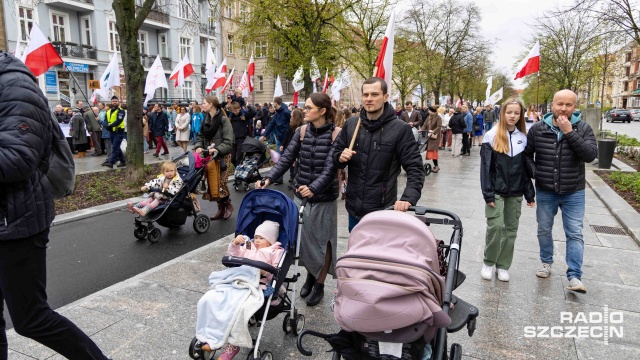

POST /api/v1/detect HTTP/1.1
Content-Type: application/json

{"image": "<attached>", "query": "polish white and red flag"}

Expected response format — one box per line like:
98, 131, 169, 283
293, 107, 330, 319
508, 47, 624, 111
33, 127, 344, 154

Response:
221, 67, 235, 93
374, 12, 395, 90
322, 69, 329, 93
237, 69, 250, 98
22, 24, 63, 77
514, 41, 540, 80
247, 52, 255, 92
170, 54, 195, 87
207, 58, 228, 92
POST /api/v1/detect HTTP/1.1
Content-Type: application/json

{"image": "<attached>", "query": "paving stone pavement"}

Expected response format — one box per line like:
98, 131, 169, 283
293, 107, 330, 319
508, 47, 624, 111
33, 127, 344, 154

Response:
7, 147, 640, 359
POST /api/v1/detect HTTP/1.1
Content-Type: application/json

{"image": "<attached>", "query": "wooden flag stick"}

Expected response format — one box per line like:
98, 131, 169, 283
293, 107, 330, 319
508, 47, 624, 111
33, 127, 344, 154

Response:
348, 67, 378, 150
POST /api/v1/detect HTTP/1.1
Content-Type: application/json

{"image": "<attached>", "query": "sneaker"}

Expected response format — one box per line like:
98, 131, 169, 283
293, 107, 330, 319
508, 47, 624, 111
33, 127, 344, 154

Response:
218, 344, 240, 360
481, 264, 494, 280
567, 278, 587, 294
497, 268, 510, 282
117, 162, 127, 168
536, 263, 552, 278
153, 153, 159, 157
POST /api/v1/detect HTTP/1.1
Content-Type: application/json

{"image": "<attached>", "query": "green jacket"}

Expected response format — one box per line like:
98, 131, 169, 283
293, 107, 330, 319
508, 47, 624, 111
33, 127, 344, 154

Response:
195, 110, 234, 157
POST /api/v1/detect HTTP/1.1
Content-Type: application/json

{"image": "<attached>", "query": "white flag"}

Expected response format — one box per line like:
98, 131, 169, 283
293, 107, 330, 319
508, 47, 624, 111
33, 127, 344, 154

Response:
97, 52, 120, 98
310, 57, 320, 81
205, 41, 216, 70
144, 55, 168, 106
14, 41, 25, 62
485, 76, 492, 102
331, 68, 351, 101
292, 66, 305, 92
274, 75, 283, 98
237, 69, 250, 97
487, 87, 503, 106
221, 67, 235, 93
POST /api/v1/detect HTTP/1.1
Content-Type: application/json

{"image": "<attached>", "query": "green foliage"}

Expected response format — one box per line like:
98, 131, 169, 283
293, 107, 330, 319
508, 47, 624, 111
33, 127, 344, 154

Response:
609, 171, 640, 203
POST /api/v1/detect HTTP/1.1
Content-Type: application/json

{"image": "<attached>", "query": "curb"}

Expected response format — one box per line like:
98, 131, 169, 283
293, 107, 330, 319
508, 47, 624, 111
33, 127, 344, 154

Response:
586, 170, 640, 246
53, 167, 273, 226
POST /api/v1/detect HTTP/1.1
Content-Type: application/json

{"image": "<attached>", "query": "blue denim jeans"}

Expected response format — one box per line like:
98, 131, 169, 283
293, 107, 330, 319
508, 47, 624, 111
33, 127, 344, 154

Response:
348, 215, 360, 232
536, 189, 585, 280
485, 122, 493, 132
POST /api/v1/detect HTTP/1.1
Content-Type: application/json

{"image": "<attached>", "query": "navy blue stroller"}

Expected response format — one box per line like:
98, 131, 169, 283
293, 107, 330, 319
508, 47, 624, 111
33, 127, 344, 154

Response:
189, 189, 307, 360
133, 152, 211, 243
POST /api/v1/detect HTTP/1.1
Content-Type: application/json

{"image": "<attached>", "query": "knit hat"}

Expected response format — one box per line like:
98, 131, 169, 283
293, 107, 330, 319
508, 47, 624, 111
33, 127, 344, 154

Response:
111, 95, 119, 100
428, 105, 438, 113
254, 220, 280, 244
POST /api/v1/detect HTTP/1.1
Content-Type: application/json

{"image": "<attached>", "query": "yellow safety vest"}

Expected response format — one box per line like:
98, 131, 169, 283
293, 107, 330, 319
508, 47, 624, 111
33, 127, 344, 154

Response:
106, 108, 125, 131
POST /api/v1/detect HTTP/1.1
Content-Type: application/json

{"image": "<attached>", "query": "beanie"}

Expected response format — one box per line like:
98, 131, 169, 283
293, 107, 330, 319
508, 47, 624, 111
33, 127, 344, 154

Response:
254, 220, 280, 244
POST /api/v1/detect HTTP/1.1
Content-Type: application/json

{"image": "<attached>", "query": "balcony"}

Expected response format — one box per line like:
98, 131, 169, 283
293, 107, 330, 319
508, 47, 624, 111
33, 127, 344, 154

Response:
199, 24, 216, 36
44, 0, 94, 11
136, 6, 170, 28
52, 42, 97, 60
140, 55, 172, 69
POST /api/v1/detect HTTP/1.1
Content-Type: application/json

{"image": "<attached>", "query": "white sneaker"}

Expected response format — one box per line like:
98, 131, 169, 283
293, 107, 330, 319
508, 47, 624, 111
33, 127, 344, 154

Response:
567, 278, 587, 294
497, 268, 510, 282
481, 264, 495, 280
536, 263, 552, 278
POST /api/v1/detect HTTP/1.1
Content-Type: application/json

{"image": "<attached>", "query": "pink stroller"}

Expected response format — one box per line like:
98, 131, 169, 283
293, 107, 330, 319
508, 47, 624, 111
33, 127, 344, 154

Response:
297, 207, 478, 360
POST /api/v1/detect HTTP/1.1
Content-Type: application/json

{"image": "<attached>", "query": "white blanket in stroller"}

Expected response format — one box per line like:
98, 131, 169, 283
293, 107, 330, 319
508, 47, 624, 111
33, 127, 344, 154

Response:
196, 266, 264, 349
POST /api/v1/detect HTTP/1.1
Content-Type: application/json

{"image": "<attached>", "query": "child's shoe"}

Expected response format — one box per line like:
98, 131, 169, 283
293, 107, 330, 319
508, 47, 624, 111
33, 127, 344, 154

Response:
218, 344, 240, 360
134, 206, 151, 217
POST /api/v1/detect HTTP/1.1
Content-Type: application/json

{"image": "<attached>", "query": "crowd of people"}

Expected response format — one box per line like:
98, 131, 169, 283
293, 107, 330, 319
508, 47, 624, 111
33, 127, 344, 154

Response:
1, 45, 597, 360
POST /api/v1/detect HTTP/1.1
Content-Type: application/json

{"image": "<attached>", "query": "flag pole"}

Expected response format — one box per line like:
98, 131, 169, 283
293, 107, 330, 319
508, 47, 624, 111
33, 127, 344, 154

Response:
536, 71, 540, 112
349, 66, 377, 150
64, 65, 91, 105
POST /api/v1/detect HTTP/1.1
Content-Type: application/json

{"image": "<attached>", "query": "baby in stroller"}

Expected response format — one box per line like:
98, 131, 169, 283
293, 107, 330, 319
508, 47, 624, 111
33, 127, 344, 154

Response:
196, 220, 284, 360
127, 161, 183, 216
233, 137, 267, 191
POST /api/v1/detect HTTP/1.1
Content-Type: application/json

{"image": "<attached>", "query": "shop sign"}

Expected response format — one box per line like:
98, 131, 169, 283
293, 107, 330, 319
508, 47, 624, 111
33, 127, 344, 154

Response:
64, 62, 89, 73
45, 71, 58, 93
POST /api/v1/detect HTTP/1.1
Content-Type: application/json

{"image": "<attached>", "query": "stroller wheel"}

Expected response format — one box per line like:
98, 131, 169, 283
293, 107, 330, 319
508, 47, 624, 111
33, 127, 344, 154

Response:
133, 226, 148, 240
188, 337, 201, 359
234, 184, 240, 191
147, 228, 161, 243
245, 349, 260, 360
293, 314, 305, 336
332, 352, 342, 360
450, 343, 462, 360
424, 163, 432, 175
260, 351, 273, 360
244, 183, 250, 191
282, 313, 293, 334
193, 214, 211, 234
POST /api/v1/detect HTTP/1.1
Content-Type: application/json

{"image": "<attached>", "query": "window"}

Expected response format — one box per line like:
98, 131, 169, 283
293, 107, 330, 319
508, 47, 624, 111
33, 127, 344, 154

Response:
241, 42, 248, 57
51, 13, 68, 43
180, 37, 192, 60
227, 34, 234, 54
258, 76, 263, 91
159, 34, 168, 57
626, 67, 631, 77
138, 31, 148, 55
226, 2, 233, 18
135, 0, 142, 6
255, 41, 267, 58
179, 0, 190, 19
183, 80, 194, 99
80, 16, 92, 46
623, 81, 629, 92
626, 53, 632, 62
239, 5, 248, 22
18, 7, 34, 42
108, 21, 120, 51
285, 79, 290, 93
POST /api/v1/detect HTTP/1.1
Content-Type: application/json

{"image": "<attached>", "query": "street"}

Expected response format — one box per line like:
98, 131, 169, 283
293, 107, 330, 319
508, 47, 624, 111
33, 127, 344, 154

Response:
601, 117, 640, 139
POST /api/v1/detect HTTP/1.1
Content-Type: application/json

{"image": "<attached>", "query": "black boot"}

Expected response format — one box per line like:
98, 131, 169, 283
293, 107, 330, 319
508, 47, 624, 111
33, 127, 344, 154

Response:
300, 273, 316, 298
306, 283, 324, 306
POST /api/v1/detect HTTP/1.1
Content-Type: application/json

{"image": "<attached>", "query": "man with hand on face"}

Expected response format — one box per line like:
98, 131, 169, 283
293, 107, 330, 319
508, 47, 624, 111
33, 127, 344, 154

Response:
525, 89, 597, 294
333, 77, 425, 232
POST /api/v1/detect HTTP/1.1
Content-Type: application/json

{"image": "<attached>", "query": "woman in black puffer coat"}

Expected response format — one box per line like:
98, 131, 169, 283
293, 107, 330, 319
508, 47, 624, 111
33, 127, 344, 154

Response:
256, 93, 340, 307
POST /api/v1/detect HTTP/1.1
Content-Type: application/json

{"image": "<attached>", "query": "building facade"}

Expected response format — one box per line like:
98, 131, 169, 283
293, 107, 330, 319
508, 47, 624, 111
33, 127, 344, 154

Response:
611, 41, 640, 109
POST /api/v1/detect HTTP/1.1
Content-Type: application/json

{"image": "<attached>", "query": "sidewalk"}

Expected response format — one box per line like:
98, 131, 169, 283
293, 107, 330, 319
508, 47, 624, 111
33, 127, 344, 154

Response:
7, 149, 640, 359
73, 142, 187, 175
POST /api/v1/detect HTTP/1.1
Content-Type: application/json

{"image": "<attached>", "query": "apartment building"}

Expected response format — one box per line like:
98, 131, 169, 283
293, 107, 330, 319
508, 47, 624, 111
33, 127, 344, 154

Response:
611, 41, 640, 109
2, 0, 222, 108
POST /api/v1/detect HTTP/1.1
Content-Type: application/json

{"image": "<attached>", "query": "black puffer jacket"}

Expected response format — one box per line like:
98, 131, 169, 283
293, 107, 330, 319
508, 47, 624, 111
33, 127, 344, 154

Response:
0, 52, 55, 240
333, 103, 425, 218
268, 122, 338, 202
448, 112, 466, 134
524, 112, 597, 194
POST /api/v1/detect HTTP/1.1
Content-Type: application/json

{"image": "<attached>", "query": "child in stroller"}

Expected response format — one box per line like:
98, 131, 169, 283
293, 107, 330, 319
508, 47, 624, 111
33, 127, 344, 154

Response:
196, 220, 283, 359
128, 161, 183, 216
233, 137, 268, 191
189, 189, 306, 360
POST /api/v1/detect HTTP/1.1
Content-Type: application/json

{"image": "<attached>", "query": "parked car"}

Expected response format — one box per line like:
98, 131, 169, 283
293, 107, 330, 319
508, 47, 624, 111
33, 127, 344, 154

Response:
605, 109, 632, 123
630, 109, 640, 122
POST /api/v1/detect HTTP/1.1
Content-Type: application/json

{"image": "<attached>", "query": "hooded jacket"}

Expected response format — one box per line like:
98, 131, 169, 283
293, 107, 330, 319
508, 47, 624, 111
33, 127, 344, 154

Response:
524, 111, 597, 194
263, 104, 291, 142
0, 52, 55, 240
333, 103, 425, 218
480, 126, 535, 204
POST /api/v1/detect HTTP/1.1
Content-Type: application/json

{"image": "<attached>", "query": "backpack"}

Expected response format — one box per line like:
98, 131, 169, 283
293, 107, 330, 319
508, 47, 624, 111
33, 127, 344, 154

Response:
39, 115, 76, 199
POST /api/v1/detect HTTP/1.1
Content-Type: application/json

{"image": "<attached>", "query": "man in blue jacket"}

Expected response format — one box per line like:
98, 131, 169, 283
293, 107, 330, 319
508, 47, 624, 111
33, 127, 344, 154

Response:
261, 97, 291, 184
461, 105, 473, 156
0, 52, 110, 360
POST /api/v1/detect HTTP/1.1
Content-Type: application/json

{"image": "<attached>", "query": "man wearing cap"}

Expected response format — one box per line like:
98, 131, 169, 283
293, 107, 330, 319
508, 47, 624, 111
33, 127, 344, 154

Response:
102, 95, 127, 168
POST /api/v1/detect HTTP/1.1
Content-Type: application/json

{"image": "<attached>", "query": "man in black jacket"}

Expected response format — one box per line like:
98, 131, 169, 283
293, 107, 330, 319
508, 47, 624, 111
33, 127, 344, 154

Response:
525, 89, 597, 294
334, 77, 425, 231
0, 52, 109, 360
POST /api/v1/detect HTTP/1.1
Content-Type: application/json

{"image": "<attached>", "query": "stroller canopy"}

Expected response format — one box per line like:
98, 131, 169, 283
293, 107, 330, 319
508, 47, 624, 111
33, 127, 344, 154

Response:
235, 189, 298, 250
240, 137, 267, 154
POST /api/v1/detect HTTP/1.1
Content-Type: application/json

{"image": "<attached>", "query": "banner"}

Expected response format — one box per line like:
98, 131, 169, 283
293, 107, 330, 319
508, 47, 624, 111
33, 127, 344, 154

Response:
487, 87, 503, 106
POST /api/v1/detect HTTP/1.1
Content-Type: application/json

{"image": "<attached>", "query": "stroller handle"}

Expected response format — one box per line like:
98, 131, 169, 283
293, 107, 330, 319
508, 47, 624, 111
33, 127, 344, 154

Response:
296, 329, 331, 356
384, 206, 461, 221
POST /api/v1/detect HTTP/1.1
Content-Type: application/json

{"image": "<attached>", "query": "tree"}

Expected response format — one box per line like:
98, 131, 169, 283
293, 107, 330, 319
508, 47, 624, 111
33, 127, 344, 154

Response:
238, 0, 355, 97
563, 0, 640, 47
111, 0, 156, 183
392, 34, 421, 104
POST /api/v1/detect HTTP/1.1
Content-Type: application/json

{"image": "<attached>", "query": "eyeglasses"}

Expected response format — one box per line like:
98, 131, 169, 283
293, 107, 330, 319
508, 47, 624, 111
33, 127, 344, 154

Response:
304, 106, 316, 111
